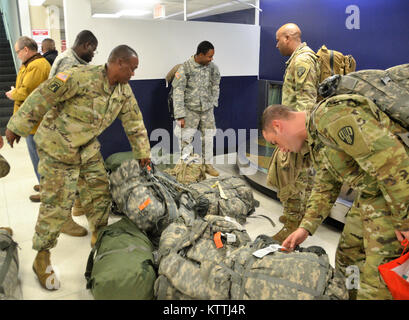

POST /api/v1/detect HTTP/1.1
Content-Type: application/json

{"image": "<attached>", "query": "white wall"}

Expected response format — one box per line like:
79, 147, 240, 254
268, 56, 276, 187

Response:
63, 0, 260, 80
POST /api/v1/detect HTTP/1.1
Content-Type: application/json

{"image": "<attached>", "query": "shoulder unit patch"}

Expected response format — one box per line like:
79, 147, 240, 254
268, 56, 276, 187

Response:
338, 126, 354, 145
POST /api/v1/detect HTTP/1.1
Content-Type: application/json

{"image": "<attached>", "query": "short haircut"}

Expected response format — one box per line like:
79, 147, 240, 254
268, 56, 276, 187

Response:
16, 36, 37, 52
261, 104, 295, 131
196, 40, 214, 55
73, 30, 98, 47
42, 38, 55, 51
108, 45, 138, 63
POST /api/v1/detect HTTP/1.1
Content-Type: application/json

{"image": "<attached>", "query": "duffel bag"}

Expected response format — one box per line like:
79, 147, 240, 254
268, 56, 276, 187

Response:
85, 217, 157, 300
187, 175, 259, 225
0, 228, 19, 300
226, 235, 349, 300
154, 214, 251, 300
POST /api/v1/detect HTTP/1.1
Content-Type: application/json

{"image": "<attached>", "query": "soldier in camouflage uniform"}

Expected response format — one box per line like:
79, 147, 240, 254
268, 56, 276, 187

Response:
49, 30, 99, 237
262, 99, 409, 300
49, 29, 97, 78
5, 45, 151, 290
267, 23, 320, 243
172, 41, 221, 176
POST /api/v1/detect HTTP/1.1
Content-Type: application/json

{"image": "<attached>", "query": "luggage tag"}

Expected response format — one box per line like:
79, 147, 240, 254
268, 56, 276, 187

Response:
214, 232, 224, 248
224, 216, 245, 231
221, 232, 236, 244
252, 244, 288, 258
211, 181, 228, 199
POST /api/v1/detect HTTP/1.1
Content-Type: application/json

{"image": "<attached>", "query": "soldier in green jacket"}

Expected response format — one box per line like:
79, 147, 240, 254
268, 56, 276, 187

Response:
5, 45, 151, 291
267, 23, 320, 243
172, 40, 221, 176
261, 96, 409, 300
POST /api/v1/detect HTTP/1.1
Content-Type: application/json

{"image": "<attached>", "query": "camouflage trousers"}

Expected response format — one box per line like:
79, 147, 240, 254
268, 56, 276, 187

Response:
33, 148, 111, 251
267, 148, 314, 222
176, 107, 216, 164
335, 192, 404, 300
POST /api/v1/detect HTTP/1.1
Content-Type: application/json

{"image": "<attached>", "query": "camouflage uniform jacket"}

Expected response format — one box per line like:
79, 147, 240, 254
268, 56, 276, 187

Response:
49, 48, 88, 78
282, 42, 320, 113
172, 56, 221, 119
7, 64, 151, 165
299, 93, 409, 234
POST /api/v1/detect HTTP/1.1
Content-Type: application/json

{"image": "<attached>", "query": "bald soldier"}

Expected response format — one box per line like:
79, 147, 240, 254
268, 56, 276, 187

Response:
5, 45, 151, 290
267, 23, 320, 242
262, 100, 409, 300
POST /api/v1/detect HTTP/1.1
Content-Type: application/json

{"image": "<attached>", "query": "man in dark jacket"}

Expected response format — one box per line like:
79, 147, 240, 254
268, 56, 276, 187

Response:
41, 38, 58, 66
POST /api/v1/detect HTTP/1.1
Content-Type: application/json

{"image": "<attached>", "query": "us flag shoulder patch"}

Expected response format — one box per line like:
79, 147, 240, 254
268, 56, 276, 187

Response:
56, 72, 69, 82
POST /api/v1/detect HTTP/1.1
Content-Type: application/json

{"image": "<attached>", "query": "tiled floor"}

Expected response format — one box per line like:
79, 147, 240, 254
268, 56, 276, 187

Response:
0, 137, 342, 300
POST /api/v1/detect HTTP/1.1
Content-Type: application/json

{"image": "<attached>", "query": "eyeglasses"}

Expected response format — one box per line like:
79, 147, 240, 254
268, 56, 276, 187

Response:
15, 48, 23, 54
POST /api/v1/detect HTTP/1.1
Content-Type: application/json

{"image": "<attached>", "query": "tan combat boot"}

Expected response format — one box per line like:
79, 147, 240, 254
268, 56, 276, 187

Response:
272, 219, 302, 244
32, 250, 60, 290
71, 198, 85, 216
61, 215, 88, 237
205, 164, 219, 177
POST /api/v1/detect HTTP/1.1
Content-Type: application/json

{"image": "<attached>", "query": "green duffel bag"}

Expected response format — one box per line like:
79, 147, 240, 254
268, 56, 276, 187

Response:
85, 217, 157, 300
104, 151, 134, 173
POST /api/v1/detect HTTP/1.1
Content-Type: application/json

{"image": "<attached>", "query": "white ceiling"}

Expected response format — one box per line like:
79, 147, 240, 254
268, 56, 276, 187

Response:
41, 0, 258, 20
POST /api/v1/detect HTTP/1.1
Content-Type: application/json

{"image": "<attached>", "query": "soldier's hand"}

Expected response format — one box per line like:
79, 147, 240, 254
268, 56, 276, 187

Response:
282, 227, 309, 251
139, 158, 151, 168
5, 129, 20, 148
177, 118, 185, 128
0, 135, 3, 149
395, 230, 409, 242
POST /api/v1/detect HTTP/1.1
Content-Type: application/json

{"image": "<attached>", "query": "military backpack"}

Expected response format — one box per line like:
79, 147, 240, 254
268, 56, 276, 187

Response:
165, 61, 191, 119
0, 228, 19, 300
85, 217, 157, 300
187, 175, 260, 225
225, 235, 349, 300
318, 63, 409, 135
154, 214, 252, 300
316, 45, 357, 83
109, 159, 180, 247
0, 154, 10, 179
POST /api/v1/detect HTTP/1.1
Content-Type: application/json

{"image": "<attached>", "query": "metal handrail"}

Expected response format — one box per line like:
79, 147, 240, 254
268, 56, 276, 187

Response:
0, 10, 18, 73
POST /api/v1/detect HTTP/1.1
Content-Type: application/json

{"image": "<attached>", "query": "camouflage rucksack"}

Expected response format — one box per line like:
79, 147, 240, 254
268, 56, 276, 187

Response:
0, 154, 10, 178
187, 175, 260, 225
225, 235, 349, 300
316, 45, 356, 83
318, 63, 409, 134
165, 61, 191, 119
154, 214, 252, 300
164, 154, 206, 184
109, 159, 180, 246
0, 228, 19, 300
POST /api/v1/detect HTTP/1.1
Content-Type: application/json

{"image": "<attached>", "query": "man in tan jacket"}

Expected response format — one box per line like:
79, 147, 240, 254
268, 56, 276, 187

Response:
6, 36, 50, 202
